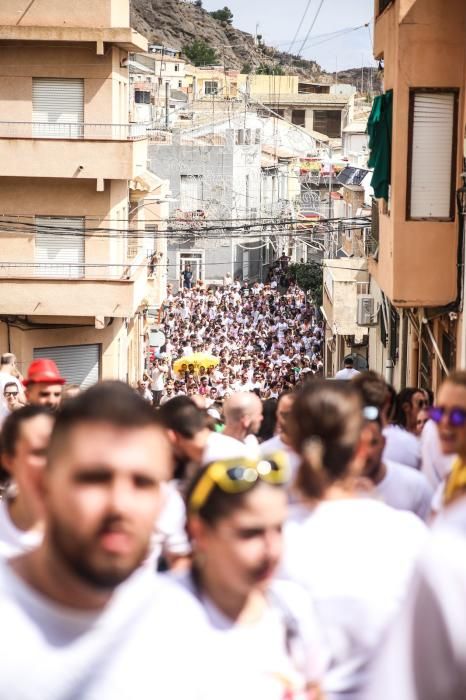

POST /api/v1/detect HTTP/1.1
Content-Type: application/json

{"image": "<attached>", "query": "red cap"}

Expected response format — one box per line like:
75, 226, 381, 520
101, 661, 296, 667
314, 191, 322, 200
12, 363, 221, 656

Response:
23, 358, 66, 387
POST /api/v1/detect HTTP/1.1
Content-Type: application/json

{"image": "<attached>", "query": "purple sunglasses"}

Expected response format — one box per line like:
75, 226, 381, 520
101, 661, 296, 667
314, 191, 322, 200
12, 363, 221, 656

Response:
429, 406, 466, 427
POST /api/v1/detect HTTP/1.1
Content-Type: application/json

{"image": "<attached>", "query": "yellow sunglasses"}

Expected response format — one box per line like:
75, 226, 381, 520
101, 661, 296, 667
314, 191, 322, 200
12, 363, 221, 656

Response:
188, 453, 290, 513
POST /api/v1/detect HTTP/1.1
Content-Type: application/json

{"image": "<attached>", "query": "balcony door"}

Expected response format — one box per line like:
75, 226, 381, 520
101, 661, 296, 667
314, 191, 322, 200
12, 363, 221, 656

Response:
32, 78, 84, 139
35, 217, 85, 279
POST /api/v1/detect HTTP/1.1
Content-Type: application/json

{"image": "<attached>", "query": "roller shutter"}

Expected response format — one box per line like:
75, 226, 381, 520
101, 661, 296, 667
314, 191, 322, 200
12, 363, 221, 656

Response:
409, 91, 456, 219
33, 344, 100, 389
32, 78, 84, 138
180, 175, 203, 212
35, 217, 84, 278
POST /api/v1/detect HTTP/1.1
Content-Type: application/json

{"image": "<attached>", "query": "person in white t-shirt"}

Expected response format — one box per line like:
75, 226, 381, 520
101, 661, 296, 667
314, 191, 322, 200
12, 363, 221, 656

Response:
334, 357, 360, 380
0, 353, 24, 410
159, 395, 251, 468
281, 380, 427, 700
359, 413, 433, 521
365, 499, 466, 700
223, 392, 263, 450
150, 358, 168, 407
0, 405, 54, 558
0, 382, 207, 700
175, 453, 327, 700
260, 392, 301, 487
383, 388, 426, 469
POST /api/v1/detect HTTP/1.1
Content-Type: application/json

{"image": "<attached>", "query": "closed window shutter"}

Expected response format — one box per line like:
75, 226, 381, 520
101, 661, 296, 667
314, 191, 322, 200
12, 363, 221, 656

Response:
35, 217, 85, 278
33, 344, 100, 389
32, 78, 84, 138
180, 175, 203, 211
409, 92, 456, 219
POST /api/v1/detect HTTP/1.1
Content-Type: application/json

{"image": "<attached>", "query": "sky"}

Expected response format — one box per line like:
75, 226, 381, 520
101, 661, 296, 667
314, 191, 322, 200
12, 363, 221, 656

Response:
201, 0, 375, 71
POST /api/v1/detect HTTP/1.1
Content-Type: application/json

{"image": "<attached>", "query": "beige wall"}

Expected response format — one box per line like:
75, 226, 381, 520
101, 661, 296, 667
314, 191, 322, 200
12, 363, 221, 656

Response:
0, 0, 129, 29
0, 178, 128, 266
0, 44, 129, 125
0, 317, 128, 380
372, 0, 466, 306
237, 74, 298, 96
0, 137, 146, 180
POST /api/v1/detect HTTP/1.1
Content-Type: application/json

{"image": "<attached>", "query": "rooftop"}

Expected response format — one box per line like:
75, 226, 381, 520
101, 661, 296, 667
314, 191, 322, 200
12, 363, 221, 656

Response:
254, 93, 350, 106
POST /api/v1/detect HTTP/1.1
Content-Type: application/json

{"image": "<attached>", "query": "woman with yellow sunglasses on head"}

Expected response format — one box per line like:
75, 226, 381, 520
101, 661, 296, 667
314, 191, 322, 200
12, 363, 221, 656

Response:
172, 453, 326, 700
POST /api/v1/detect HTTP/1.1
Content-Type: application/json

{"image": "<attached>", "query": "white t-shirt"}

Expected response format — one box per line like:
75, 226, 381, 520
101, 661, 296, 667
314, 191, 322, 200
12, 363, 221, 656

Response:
420, 418, 455, 488
365, 501, 466, 700
175, 574, 327, 700
0, 499, 42, 558
334, 368, 360, 380
202, 431, 253, 465
150, 366, 167, 391
282, 498, 427, 699
0, 560, 208, 699
148, 481, 190, 568
260, 434, 301, 483
373, 460, 434, 521
383, 424, 422, 470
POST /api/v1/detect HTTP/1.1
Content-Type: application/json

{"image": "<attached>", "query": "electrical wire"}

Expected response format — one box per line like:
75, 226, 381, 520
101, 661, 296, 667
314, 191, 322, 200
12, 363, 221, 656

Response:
296, 0, 325, 57
288, 0, 314, 55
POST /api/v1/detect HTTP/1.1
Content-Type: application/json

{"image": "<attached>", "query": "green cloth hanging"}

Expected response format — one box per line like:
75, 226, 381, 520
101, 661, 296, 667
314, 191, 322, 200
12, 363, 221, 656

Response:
367, 90, 393, 201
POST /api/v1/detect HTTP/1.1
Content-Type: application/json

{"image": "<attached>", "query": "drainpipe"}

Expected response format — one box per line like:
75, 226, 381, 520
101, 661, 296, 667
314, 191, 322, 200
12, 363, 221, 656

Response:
399, 309, 408, 389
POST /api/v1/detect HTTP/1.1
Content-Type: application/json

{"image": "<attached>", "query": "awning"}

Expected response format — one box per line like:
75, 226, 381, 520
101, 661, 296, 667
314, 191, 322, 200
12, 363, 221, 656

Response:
367, 90, 393, 201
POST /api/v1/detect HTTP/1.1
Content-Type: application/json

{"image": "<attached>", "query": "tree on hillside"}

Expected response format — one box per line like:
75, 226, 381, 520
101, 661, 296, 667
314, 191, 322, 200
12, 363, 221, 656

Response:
209, 6, 234, 24
288, 262, 323, 306
241, 62, 252, 74
183, 39, 218, 67
256, 63, 285, 76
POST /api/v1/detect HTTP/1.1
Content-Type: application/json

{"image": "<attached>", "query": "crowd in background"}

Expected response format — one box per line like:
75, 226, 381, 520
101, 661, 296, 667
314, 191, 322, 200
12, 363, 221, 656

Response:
1, 278, 466, 699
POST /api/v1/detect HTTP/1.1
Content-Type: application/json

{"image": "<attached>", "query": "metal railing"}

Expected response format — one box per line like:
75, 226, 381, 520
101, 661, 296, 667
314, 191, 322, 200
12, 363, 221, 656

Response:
0, 259, 150, 281
0, 121, 151, 140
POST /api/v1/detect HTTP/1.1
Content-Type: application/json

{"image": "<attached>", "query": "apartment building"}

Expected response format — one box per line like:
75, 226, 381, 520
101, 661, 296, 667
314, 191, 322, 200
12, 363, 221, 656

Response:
368, 0, 466, 391
0, 0, 163, 386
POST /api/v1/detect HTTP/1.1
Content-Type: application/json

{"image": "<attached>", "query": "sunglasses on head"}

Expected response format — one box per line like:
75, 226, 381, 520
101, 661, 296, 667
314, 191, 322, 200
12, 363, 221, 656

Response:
428, 406, 466, 427
188, 453, 290, 513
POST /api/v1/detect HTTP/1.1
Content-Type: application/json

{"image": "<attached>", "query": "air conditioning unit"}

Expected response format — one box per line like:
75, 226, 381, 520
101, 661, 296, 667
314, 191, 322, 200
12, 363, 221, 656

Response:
356, 295, 378, 326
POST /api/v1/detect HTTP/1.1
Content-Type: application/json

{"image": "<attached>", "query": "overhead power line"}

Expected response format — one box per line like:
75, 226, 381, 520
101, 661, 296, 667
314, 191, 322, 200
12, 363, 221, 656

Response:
296, 0, 325, 57
288, 0, 314, 55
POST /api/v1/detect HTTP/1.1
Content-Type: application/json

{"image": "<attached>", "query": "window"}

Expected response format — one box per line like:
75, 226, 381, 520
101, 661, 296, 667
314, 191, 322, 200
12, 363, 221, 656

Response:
174, 64, 180, 72
313, 110, 341, 138
35, 216, 84, 279
292, 109, 306, 127
205, 81, 219, 96
178, 80, 182, 88
407, 90, 458, 220
32, 78, 84, 139
134, 90, 150, 104
180, 175, 203, 211
161, 62, 166, 71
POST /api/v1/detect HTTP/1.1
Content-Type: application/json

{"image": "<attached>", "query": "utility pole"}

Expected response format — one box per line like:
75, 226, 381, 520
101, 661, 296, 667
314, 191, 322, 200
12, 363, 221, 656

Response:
165, 81, 169, 129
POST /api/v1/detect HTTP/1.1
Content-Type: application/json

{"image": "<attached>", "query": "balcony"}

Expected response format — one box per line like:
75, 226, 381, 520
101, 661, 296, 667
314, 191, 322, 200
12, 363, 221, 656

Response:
0, 255, 154, 318
0, 122, 149, 180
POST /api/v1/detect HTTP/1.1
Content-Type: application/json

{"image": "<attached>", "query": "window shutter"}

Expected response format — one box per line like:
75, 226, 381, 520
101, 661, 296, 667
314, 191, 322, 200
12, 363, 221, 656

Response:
33, 344, 100, 389
32, 78, 84, 138
409, 91, 456, 219
35, 217, 85, 278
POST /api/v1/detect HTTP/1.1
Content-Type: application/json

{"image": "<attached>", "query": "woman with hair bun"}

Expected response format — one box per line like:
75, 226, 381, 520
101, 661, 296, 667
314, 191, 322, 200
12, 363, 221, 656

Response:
174, 453, 326, 700
282, 380, 427, 700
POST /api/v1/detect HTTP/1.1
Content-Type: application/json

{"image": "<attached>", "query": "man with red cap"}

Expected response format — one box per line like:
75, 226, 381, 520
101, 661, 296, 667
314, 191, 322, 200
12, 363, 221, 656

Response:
23, 359, 66, 412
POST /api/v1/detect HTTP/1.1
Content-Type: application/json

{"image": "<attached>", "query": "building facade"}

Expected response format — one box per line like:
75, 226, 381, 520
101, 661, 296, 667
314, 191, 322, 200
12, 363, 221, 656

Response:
0, 0, 162, 386
368, 0, 466, 391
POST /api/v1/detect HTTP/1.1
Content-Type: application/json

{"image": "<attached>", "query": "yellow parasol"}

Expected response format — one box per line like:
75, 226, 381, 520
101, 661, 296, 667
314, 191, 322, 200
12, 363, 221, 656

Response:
173, 352, 220, 375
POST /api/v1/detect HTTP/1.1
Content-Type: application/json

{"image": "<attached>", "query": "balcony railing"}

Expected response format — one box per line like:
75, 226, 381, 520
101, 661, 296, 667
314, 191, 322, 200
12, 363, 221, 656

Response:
0, 259, 150, 281
0, 121, 151, 140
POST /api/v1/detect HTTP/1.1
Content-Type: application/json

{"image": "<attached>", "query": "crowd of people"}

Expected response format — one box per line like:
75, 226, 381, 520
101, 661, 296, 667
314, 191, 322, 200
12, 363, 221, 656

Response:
139, 279, 325, 410
2, 280, 466, 699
